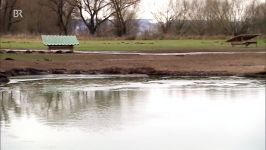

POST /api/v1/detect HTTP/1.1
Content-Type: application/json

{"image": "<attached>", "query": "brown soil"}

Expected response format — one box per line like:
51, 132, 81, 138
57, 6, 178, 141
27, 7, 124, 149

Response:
140, 47, 266, 53
0, 52, 265, 78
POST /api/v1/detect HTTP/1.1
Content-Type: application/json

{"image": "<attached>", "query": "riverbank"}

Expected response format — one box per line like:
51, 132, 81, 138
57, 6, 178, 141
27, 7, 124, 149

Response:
0, 50, 265, 84
0, 73, 9, 84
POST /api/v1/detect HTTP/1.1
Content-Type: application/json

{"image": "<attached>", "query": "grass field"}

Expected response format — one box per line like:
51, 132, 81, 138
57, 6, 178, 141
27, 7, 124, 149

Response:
0, 37, 265, 51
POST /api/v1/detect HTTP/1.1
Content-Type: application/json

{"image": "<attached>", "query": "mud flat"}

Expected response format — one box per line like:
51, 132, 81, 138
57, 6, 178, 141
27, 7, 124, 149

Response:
0, 50, 265, 82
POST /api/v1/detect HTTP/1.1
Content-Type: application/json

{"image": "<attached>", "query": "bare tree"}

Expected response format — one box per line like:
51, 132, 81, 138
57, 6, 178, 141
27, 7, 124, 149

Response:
110, 0, 140, 36
254, 2, 266, 34
73, 0, 114, 35
0, 0, 22, 33
245, 0, 265, 34
1, 0, 264, 37
172, 0, 190, 35
0, 0, 3, 32
226, 0, 250, 35
209, 0, 250, 35
188, 0, 206, 35
152, 0, 175, 35
12, 0, 62, 34
123, 9, 139, 37
44, 0, 75, 35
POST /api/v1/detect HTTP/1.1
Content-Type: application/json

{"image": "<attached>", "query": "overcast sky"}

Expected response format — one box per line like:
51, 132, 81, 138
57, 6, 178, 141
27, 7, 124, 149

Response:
138, 0, 265, 20
139, 0, 165, 19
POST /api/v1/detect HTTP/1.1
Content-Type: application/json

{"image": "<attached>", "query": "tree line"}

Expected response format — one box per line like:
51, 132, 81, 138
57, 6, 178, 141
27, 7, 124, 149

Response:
153, 0, 265, 36
0, 0, 265, 37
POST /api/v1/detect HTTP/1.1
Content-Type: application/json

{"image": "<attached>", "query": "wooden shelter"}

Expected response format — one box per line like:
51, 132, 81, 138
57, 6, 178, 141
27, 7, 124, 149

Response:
226, 34, 259, 47
41, 35, 79, 51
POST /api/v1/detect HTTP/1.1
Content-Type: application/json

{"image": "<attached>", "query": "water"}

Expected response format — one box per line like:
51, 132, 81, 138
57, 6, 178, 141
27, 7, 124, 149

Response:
0, 75, 265, 150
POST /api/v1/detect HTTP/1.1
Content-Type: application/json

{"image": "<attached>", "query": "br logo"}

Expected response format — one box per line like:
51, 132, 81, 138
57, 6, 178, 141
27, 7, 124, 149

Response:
13, 10, 23, 18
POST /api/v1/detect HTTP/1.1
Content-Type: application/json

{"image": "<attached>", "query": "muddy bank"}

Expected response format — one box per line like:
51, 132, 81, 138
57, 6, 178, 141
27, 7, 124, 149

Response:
1, 67, 265, 81
243, 72, 266, 78
1, 67, 230, 76
1, 67, 265, 84
0, 73, 9, 84
1, 52, 265, 82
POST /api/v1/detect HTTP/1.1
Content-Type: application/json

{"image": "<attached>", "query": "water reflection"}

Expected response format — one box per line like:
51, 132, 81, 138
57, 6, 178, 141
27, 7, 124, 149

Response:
0, 75, 265, 150
1, 88, 143, 131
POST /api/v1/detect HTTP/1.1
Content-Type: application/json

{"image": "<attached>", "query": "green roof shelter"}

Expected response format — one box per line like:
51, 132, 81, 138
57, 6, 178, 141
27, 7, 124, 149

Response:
41, 35, 79, 51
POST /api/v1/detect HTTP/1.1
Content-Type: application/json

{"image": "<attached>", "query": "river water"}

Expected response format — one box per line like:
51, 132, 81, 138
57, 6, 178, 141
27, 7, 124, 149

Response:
0, 75, 265, 150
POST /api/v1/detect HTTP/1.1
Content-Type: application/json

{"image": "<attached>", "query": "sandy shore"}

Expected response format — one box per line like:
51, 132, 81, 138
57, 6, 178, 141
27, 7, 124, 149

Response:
0, 50, 265, 83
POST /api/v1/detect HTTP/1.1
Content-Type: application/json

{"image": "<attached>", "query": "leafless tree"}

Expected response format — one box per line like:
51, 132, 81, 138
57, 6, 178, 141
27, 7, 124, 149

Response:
185, 0, 204, 35
44, 0, 75, 35
13, 0, 61, 34
172, 0, 190, 35
72, 0, 114, 35
254, 2, 266, 34
226, 0, 249, 35
1, 0, 265, 37
209, 0, 251, 35
110, 0, 140, 36
0, 0, 22, 33
152, 0, 175, 35
245, 0, 265, 34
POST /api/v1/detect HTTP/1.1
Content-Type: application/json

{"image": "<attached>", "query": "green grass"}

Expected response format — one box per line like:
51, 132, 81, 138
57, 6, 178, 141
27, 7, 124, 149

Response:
0, 37, 265, 51
77, 40, 228, 51
1, 38, 46, 50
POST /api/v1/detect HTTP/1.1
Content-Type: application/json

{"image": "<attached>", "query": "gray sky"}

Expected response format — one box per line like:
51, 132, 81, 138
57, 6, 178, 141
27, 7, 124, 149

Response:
138, 0, 265, 19
139, 0, 166, 19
